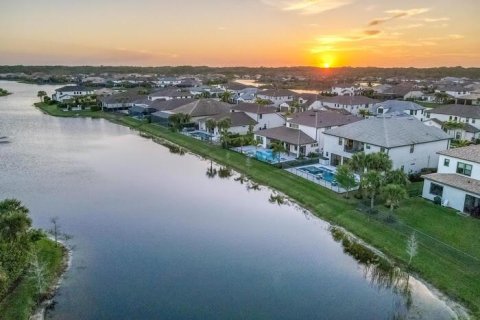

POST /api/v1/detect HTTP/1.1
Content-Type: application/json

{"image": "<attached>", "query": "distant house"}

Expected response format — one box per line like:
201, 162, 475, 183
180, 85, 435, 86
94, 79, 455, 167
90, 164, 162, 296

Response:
422, 145, 480, 216
426, 104, 480, 130
52, 85, 93, 102
331, 84, 358, 96
198, 112, 257, 136
310, 96, 379, 115
254, 126, 318, 157
404, 90, 435, 102
147, 88, 194, 101
155, 99, 231, 124
155, 77, 182, 87
371, 100, 426, 121
287, 110, 361, 151
235, 88, 258, 104
435, 85, 470, 99
99, 90, 146, 112
231, 103, 285, 130
256, 89, 296, 106
323, 117, 451, 173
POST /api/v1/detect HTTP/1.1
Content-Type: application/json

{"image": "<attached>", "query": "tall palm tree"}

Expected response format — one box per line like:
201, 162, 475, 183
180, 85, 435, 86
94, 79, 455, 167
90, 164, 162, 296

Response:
358, 109, 372, 118
0, 199, 32, 242
385, 169, 409, 187
382, 184, 408, 212
206, 160, 217, 179
205, 119, 217, 134
37, 91, 47, 102
366, 152, 392, 173
271, 141, 286, 163
361, 170, 383, 210
350, 152, 368, 174
220, 91, 233, 103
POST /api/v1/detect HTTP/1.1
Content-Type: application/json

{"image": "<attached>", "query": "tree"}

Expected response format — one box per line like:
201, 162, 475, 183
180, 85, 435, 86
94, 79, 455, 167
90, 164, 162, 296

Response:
271, 141, 286, 163
169, 113, 191, 131
443, 121, 465, 140
206, 160, 217, 179
385, 169, 409, 187
358, 109, 372, 118
49, 217, 60, 246
336, 165, 358, 198
406, 233, 418, 266
366, 152, 392, 173
0, 199, 32, 242
350, 152, 368, 175
381, 184, 408, 212
217, 118, 232, 148
255, 98, 271, 106
205, 119, 217, 134
361, 170, 383, 210
37, 91, 47, 102
220, 91, 233, 103
200, 91, 211, 98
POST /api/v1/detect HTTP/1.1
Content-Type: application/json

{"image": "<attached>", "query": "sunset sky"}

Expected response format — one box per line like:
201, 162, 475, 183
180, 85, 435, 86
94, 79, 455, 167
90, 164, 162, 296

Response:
1, 0, 479, 67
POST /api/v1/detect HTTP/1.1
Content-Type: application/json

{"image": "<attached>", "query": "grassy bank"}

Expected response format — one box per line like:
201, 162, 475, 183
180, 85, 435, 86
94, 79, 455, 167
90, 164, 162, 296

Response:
35, 103, 480, 317
0, 238, 66, 320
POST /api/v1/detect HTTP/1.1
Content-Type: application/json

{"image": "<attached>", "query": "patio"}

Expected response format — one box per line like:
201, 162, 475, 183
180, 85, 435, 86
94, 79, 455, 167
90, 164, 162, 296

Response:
231, 145, 297, 164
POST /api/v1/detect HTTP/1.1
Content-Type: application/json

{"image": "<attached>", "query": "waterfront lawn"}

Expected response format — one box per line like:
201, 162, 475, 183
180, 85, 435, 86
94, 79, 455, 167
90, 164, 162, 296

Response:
0, 239, 65, 320
35, 102, 480, 316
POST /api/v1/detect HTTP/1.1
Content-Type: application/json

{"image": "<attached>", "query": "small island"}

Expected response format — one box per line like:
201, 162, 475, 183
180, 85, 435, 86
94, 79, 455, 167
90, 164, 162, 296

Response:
0, 88, 11, 96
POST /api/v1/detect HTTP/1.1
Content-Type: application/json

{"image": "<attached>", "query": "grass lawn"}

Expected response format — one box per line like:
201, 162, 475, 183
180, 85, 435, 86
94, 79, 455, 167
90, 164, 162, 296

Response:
0, 239, 65, 320
35, 102, 480, 317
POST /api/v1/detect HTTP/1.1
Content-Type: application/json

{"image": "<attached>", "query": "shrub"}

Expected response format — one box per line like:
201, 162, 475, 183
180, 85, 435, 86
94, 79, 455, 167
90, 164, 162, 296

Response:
433, 196, 442, 205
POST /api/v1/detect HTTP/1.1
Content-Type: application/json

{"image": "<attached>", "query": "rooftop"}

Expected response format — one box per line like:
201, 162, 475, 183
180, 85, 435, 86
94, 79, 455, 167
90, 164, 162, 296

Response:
56, 85, 91, 92
232, 103, 278, 115
324, 116, 451, 148
319, 95, 379, 105
170, 99, 231, 117
422, 173, 480, 196
254, 126, 316, 145
375, 100, 425, 113
428, 104, 480, 119
209, 112, 257, 127
438, 144, 480, 164
258, 89, 297, 97
289, 110, 361, 128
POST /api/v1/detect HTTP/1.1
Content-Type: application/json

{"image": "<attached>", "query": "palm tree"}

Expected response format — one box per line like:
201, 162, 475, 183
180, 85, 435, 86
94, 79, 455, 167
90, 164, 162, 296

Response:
217, 118, 232, 148
361, 170, 383, 210
271, 141, 286, 163
220, 91, 233, 103
350, 152, 368, 174
382, 184, 408, 212
206, 160, 217, 179
0, 199, 32, 242
442, 121, 465, 140
37, 91, 47, 102
336, 165, 358, 198
169, 113, 191, 131
385, 169, 409, 187
366, 152, 392, 173
358, 109, 372, 118
205, 119, 217, 134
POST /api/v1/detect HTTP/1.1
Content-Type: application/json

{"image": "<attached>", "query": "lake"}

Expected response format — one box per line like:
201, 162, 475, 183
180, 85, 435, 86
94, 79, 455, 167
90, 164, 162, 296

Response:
0, 81, 458, 319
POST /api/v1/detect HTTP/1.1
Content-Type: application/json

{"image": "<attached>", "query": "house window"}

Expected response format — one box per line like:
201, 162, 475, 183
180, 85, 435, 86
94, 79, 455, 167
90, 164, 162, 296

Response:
259, 114, 263, 119
473, 119, 476, 124
338, 138, 343, 145
429, 183, 444, 197
449, 116, 452, 120
380, 147, 386, 153
409, 110, 414, 115
456, 162, 472, 176
366, 144, 371, 149
410, 144, 415, 153
427, 113, 430, 118
444, 158, 450, 167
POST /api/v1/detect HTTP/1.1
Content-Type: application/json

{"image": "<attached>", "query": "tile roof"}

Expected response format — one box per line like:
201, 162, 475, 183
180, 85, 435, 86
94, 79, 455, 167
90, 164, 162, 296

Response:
319, 95, 379, 105
254, 126, 316, 145
374, 100, 425, 113
209, 112, 257, 127
437, 144, 480, 164
324, 116, 451, 148
170, 99, 231, 117
422, 173, 480, 196
232, 103, 278, 114
257, 89, 297, 97
428, 104, 480, 119
289, 110, 361, 128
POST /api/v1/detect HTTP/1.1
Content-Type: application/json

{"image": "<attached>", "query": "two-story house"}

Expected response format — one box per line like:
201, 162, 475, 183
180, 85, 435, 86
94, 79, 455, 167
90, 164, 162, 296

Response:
230, 103, 285, 130
371, 100, 426, 121
310, 96, 379, 116
256, 89, 296, 107
422, 145, 480, 216
426, 104, 480, 141
52, 85, 93, 102
323, 116, 451, 173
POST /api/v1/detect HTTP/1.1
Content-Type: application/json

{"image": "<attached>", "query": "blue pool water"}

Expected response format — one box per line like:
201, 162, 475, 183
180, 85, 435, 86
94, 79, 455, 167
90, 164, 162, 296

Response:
190, 130, 213, 141
299, 165, 336, 183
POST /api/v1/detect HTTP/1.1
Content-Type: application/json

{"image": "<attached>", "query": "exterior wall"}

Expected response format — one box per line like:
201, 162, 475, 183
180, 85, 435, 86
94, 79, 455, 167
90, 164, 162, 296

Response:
256, 94, 294, 107
331, 87, 356, 96
315, 101, 374, 115
245, 112, 285, 130
422, 179, 468, 211
427, 113, 480, 129
52, 90, 93, 102
253, 135, 317, 156
323, 134, 449, 172
437, 155, 480, 180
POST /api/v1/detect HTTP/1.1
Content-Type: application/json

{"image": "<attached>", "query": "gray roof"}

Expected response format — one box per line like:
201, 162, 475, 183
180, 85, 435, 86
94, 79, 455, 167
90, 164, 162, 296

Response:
289, 110, 361, 128
438, 144, 480, 164
428, 104, 480, 119
99, 90, 146, 104
258, 89, 297, 97
56, 85, 91, 92
147, 98, 195, 111
170, 99, 231, 117
319, 95, 379, 105
209, 112, 257, 127
422, 173, 480, 196
255, 126, 316, 145
232, 103, 278, 115
149, 88, 192, 98
374, 100, 425, 114
324, 117, 451, 148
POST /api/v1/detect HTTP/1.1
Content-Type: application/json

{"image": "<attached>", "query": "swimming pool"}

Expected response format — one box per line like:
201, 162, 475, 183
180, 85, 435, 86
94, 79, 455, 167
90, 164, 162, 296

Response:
299, 165, 337, 183
189, 130, 213, 141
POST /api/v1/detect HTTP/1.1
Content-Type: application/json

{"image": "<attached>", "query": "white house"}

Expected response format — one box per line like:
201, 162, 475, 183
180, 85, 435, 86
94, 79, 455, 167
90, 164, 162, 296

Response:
435, 85, 471, 99
198, 112, 257, 136
52, 85, 93, 102
422, 145, 480, 216
254, 126, 318, 157
426, 104, 480, 130
371, 100, 426, 121
331, 84, 359, 96
256, 89, 296, 106
286, 110, 361, 151
323, 116, 451, 173
155, 77, 182, 87
310, 96, 379, 115
231, 103, 285, 130
147, 88, 194, 101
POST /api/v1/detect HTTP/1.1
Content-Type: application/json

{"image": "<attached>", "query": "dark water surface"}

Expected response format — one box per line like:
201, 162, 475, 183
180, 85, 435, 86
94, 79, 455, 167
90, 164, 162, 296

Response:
0, 81, 456, 319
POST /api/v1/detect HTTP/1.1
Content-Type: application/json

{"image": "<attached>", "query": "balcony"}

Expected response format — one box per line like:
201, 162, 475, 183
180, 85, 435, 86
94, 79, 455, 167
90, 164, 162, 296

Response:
343, 140, 364, 153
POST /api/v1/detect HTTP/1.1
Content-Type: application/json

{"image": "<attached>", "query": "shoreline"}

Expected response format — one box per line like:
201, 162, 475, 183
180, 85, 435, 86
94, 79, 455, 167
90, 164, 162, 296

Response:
30, 239, 72, 320
33, 102, 478, 318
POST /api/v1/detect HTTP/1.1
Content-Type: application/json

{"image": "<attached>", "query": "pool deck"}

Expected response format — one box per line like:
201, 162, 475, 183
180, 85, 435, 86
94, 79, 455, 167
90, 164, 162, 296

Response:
286, 164, 359, 194
231, 145, 297, 163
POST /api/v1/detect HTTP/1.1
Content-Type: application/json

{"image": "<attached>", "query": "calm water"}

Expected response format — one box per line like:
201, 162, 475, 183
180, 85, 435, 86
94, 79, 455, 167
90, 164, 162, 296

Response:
0, 81, 457, 319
